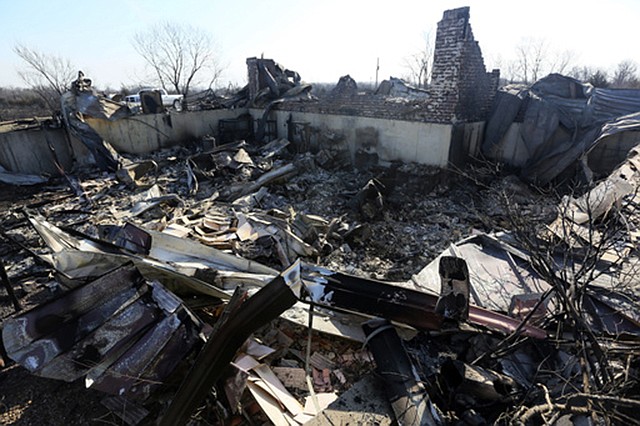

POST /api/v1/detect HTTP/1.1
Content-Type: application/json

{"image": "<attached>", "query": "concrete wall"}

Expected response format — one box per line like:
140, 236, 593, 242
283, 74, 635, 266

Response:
85, 109, 247, 154
252, 109, 454, 167
0, 107, 481, 175
0, 127, 92, 175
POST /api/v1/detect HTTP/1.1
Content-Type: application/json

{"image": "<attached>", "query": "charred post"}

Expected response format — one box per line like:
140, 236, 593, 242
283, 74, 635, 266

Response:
0, 258, 22, 312
362, 318, 440, 426
435, 256, 470, 323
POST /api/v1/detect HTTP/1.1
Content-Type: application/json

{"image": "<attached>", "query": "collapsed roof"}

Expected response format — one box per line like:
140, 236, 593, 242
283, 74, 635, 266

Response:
484, 73, 640, 184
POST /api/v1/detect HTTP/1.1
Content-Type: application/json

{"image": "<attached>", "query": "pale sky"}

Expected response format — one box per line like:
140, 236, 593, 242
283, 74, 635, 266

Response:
1, 0, 639, 90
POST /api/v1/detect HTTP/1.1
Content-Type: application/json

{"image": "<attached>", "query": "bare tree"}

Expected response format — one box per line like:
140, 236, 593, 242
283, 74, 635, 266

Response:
568, 65, 611, 88
132, 22, 222, 97
513, 37, 549, 84
548, 49, 577, 76
611, 60, 640, 88
568, 65, 591, 82
589, 69, 610, 88
13, 44, 76, 112
508, 39, 576, 84
403, 32, 434, 88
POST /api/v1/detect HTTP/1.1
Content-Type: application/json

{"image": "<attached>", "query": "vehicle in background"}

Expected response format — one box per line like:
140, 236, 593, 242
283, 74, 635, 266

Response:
124, 88, 183, 111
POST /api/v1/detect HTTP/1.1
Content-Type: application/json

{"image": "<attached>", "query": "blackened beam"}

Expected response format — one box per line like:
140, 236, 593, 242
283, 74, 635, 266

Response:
301, 264, 547, 339
0, 258, 21, 312
435, 256, 469, 322
159, 262, 300, 426
440, 359, 518, 403
363, 318, 440, 426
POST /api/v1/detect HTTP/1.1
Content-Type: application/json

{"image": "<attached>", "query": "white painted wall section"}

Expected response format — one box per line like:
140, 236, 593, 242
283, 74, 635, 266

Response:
86, 109, 247, 154
256, 109, 453, 167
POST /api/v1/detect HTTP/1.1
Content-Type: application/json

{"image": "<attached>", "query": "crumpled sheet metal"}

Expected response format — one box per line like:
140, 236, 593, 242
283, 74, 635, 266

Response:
2, 264, 203, 400
159, 261, 301, 425
60, 74, 129, 172
411, 233, 550, 314
484, 73, 640, 183
27, 214, 277, 298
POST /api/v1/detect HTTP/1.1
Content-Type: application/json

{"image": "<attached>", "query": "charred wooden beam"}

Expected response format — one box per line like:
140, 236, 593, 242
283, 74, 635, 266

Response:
440, 359, 518, 405
0, 258, 21, 312
435, 256, 470, 323
362, 319, 440, 426
225, 162, 298, 200
159, 263, 300, 426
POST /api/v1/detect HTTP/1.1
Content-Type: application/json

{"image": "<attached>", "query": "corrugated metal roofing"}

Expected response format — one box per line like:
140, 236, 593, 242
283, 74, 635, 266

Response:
2, 264, 203, 401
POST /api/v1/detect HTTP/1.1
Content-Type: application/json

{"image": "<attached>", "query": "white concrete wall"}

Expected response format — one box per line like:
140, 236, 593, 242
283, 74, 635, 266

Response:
251, 109, 453, 167
0, 108, 474, 175
86, 109, 248, 154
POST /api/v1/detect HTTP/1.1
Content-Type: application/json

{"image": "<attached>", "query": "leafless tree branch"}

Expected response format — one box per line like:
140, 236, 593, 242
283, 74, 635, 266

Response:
403, 32, 434, 88
132, 22, 222, 97
13, 44, 76, 113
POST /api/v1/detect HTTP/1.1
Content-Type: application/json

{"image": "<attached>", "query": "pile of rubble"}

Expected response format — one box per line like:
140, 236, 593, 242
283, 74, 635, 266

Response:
1, 131, 639, 425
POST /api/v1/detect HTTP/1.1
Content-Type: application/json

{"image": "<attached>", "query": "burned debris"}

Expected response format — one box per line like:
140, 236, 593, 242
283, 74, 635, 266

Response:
2, 264, 204, 399
484, 73, 640, 184
2, 6, 640, 426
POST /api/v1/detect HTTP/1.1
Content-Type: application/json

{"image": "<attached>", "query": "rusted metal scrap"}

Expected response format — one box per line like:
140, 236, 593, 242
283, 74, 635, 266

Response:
2, 264, 204, 400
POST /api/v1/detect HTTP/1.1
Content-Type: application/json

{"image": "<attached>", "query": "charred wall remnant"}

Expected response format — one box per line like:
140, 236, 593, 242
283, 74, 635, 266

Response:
246, 57, 307, 106
0, 118, 93, 175
330, 75, 359, 97
239, 7, 498, 170
273, 8, 494, 120
267, 7, 498, 125
430, 7, 500, 123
